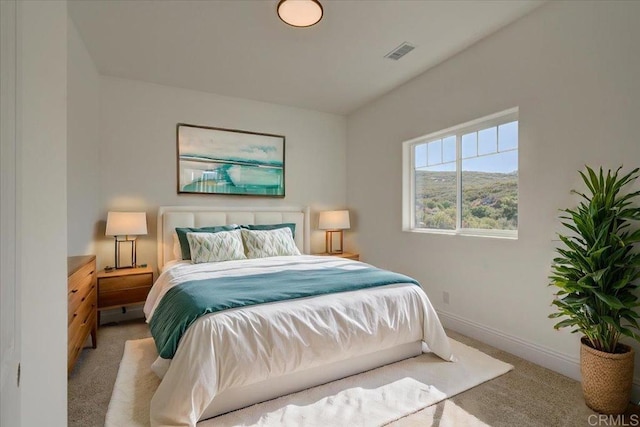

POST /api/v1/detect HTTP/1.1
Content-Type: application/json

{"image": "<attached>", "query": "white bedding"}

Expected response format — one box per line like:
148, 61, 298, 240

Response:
144, 255, 452, 427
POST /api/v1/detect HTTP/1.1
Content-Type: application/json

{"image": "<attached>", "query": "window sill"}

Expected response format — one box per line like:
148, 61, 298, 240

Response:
403, 228, 518, 240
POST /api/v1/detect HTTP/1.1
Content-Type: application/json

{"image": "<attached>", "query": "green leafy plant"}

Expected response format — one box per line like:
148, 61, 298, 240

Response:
549, 166, 640, 353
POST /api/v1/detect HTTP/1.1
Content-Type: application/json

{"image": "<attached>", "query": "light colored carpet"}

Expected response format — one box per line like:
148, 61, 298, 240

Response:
106, 338, 512, 426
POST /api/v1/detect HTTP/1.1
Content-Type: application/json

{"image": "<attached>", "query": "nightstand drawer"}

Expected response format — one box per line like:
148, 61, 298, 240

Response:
99, 285, 151, 308
99, 272, 153, 292
96, 267, 154, 317
314, 252, 360, 261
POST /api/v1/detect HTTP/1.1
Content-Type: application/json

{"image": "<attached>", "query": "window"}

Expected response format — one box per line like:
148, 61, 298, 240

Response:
402, 108, 518, 238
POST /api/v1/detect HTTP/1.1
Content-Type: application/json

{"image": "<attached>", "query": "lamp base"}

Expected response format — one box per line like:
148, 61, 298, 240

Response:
325, 230, 344, 255
114, 237, 137, 269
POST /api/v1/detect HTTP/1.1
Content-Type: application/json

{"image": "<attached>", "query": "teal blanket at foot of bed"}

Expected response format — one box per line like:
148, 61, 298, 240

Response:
150, 266, 419, 359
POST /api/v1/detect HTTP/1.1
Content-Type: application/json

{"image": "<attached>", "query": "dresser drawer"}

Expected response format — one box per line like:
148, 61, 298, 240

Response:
68, 278, 96, 324
69, 305, 95, 352
68, 262, 95, 305
67, 311, 96, 372
67, 339, 82, 372
68, 259, 95, 289
67, 255, 97, 373
99, 272, 152, 292
69, 286, 96, 332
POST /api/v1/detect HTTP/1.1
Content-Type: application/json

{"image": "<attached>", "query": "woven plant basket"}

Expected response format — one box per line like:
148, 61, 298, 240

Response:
580, 337, 634, 414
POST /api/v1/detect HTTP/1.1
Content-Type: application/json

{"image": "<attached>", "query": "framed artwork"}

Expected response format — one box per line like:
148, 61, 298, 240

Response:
177, 123, 285, 197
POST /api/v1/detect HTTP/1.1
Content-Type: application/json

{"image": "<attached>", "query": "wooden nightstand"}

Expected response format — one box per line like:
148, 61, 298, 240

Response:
97, 266, 153, 325
314, 252, 360, 261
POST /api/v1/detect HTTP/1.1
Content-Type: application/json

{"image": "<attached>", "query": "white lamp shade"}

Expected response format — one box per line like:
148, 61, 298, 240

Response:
277, 0, 323, 27
105, 212, 147, 236
318, 210, 350, 230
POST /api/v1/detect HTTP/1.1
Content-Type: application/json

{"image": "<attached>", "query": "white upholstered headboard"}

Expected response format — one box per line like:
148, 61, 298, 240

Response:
157, 206, 310, 270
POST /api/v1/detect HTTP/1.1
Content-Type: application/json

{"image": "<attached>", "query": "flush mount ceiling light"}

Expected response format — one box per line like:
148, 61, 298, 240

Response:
277, 0, 323, 28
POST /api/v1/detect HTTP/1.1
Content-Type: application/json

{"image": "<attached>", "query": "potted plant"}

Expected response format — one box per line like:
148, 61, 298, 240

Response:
549, 166, 640, 414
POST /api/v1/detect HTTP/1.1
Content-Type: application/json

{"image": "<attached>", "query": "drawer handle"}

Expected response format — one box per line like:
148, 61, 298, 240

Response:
71, 289, 78, 293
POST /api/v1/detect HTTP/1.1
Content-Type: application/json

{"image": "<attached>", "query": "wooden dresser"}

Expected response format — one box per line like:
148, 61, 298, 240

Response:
67, 255, 97, 373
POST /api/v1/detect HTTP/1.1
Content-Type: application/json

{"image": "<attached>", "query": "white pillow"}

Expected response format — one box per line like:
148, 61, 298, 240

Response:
241, 227, 301, 259
172, 231, 182, 260
186, 230, 247, 264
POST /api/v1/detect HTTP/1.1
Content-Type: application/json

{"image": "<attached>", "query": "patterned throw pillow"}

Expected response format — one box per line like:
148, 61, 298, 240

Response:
241, 228, 301, 258
186, 230, 247, 264
172, 231, 182, 260
176, 225, 240, 260
241, 223, 296, 237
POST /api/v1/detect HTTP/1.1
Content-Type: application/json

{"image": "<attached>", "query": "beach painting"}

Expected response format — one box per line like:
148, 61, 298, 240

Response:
177, 124, 285, 197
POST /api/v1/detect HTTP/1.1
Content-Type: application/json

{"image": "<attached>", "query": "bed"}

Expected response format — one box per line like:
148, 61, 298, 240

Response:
145, 206, 452, 426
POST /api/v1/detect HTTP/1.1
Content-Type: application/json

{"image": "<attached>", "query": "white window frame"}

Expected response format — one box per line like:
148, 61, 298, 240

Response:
402, 107, 518, 239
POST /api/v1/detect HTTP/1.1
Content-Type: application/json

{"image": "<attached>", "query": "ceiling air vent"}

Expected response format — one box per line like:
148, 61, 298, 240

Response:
384, 42, 415, 61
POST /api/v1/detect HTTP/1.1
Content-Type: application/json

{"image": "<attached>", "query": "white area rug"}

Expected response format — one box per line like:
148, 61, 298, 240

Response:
106, 338, 512, 427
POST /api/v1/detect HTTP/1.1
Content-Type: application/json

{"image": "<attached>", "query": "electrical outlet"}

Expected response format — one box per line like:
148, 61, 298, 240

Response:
443, 291, 450, 304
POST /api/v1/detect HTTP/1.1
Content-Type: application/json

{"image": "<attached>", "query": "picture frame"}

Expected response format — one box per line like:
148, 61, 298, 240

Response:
177, 123, 285, 197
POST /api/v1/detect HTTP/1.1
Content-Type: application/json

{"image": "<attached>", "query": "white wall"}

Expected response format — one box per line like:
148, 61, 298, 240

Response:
97, 77, 347, 271
67, 18, 101, 257
347, 0, 640, 387
19, 1, 68, 425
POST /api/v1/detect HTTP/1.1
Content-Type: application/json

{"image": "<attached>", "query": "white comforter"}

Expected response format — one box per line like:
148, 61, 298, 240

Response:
144, 255, 452, 427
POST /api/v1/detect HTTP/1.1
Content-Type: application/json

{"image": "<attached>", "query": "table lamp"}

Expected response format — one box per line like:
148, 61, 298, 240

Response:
318, 210, 350, 254
105, 211, 147, 269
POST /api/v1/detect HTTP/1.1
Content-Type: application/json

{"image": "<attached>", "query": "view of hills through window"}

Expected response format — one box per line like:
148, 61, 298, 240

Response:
414, 121, 518, 231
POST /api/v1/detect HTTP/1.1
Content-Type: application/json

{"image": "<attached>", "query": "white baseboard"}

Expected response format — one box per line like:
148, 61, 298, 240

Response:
99, 306, 145, 325
437, 309, 640, 402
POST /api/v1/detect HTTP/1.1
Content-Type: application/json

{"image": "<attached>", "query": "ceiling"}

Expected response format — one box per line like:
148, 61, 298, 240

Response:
69, 0, 543, 115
